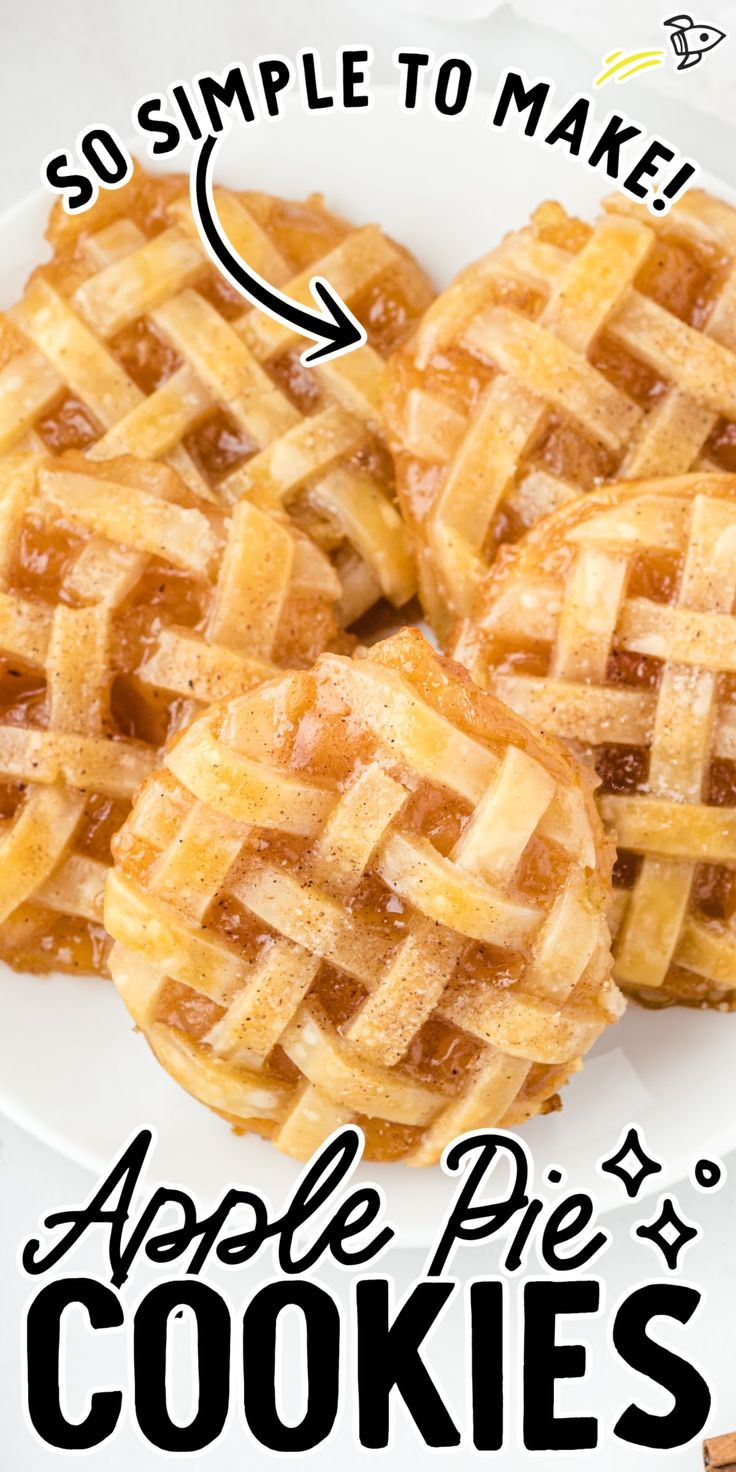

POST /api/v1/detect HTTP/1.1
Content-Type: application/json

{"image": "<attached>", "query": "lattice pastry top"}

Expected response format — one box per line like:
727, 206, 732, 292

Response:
454, 472, 736, 1008
0, 450, 342, 976
104, 627, 621, 1165
384, 188, 736, 640
0, 163, 435, 626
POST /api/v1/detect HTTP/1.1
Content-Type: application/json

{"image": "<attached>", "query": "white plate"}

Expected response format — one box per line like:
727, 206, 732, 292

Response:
1, 87, 734, 1242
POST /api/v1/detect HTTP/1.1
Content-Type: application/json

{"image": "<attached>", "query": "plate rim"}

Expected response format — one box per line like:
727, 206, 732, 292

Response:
1, 85, 735, 1239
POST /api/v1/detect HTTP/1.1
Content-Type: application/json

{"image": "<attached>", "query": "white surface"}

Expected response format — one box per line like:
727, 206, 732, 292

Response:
383, 0, 736, 125
5, 952, 736, 1232
511, 0, 736, 124
3, 89, 736, 1238
3, 1113, 736, 1471
3, 0, 736, 215
2, 3, 736, 1467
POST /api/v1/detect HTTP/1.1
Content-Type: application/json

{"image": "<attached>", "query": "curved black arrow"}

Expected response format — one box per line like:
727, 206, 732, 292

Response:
190, 132, 367, 366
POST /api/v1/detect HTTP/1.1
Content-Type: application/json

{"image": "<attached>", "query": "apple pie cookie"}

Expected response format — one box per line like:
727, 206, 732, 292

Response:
454, 472, 736, 1008
385, 188, 736, 639
104, 627, 621, 1164
0, 163, 435, 625
0, 450, 342, 975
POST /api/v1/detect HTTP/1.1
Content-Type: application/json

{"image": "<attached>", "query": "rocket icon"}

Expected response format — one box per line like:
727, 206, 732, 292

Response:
664, 14, 727, 69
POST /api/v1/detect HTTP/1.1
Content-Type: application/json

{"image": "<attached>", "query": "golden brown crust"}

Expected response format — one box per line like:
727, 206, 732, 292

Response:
105, 629, 620, 1165
385, 189, 736, 641
0, 159, 436, 627
453, 471, 736, 1008
0, 449, 342, 976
